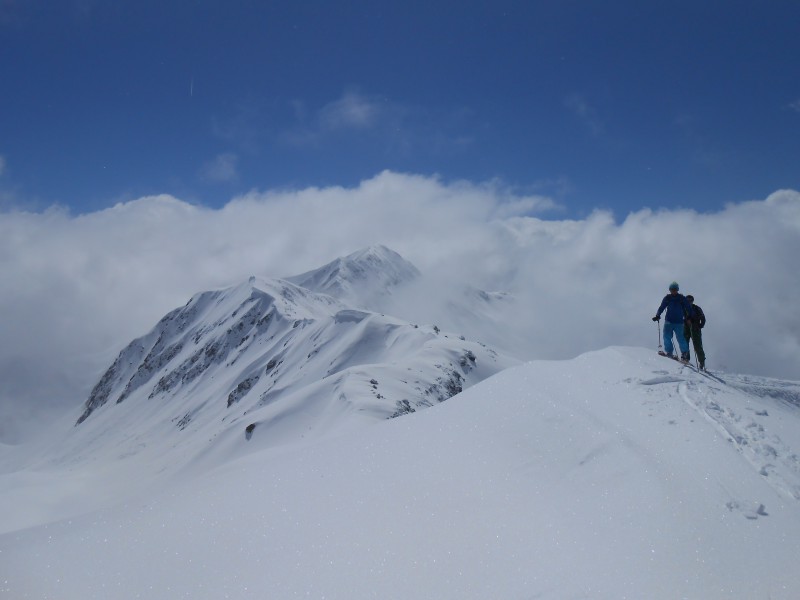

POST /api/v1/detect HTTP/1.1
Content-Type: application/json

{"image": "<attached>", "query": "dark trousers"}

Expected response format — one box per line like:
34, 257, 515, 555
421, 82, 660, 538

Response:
684, 324, 706, 366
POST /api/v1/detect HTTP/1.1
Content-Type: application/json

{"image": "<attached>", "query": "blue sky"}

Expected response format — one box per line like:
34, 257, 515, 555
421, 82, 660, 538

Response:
1, 0, 799, 217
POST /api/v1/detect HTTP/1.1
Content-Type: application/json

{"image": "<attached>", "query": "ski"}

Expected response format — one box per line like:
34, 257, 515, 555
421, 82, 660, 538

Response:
657, 350, 689, 365
658, 351, 724, 383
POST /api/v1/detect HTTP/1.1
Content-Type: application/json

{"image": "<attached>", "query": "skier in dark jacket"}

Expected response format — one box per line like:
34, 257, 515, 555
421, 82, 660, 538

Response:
684, 294, 707, 369
652, 281, 691, 362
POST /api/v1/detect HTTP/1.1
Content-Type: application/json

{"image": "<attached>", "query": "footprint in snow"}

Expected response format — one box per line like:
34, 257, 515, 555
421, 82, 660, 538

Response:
726, 500, 768, 520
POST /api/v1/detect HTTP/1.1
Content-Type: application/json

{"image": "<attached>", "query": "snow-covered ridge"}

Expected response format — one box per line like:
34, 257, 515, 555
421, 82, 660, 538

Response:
4, 346, 800, 599
77, 277, 342, 424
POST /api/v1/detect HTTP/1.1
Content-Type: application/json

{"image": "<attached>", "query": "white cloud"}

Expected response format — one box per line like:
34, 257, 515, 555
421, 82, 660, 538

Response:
1, 173, 798, 441
283, 90, 386, 147
199, 152, 239, 183
565, 93, 604, 135
319, 90, 381, 131
283, 90, 475, 156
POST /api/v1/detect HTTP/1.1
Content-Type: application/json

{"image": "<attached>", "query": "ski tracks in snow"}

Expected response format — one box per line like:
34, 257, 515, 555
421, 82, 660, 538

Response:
676, 376, 800, 507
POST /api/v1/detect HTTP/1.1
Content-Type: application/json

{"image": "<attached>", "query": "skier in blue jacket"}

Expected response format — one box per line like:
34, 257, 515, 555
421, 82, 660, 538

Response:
652, 281, 691, 362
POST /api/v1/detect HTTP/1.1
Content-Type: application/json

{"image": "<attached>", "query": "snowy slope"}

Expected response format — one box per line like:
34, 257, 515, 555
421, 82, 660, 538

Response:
286, 245, 420, 309
2, 347, 800, 599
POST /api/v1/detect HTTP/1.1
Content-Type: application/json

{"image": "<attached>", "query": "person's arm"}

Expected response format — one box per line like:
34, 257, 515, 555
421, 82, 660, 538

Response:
655, 296, 668, 318
682, 297, 692, 320
697, 306, 706, 328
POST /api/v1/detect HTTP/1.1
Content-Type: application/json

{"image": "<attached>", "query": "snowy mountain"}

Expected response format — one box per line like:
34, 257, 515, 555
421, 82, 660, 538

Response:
286, 245, 420, 309
67, 249, 516, 482
285, 245, 525, 355
3, 347, 800, 599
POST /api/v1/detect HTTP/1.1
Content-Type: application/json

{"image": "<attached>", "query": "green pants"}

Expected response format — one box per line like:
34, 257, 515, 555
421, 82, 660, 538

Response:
684, 324, 706, 366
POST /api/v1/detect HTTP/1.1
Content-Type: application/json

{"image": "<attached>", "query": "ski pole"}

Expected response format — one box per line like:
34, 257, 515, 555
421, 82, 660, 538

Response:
656, 319, 662, 351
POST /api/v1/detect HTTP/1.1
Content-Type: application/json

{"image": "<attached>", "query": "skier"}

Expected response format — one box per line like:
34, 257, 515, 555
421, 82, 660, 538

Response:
684, 294, 707, 370
652, 281, 691, 362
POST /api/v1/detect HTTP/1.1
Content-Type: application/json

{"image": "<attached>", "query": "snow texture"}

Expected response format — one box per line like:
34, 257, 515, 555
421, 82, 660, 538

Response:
1, 348, 800, 599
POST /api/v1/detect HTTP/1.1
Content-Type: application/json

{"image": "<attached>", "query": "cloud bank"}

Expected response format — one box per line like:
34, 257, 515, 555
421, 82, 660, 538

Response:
1, 171, 798, 441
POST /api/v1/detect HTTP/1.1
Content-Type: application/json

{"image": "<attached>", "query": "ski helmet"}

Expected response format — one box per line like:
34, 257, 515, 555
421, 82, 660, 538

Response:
669, 281, 679, 291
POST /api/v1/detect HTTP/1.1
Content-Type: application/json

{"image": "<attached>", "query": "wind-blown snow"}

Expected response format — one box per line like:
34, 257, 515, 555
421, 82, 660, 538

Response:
2, 347, 799, 599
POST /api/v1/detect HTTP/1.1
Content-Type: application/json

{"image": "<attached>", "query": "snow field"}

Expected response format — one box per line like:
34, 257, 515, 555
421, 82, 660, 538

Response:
2, 347, 799, 599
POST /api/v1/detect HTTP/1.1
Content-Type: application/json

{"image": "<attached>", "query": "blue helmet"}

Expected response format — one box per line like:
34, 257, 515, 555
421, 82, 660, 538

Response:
669, 281, 679, 291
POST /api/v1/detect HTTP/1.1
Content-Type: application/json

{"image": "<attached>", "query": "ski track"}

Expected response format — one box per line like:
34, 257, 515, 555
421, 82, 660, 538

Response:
674, 372, 800, 505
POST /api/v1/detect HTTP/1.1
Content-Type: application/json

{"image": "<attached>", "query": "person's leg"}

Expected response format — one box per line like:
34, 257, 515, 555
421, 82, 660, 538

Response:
693, 327, 706, 367
683, 326, 692, 361
663, 322, 675, 355
675, 323, 690, 354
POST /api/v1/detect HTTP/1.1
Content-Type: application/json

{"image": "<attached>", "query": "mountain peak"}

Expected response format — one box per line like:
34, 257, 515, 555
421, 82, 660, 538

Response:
286, 245, 420, 309
347, 244, 404, 263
